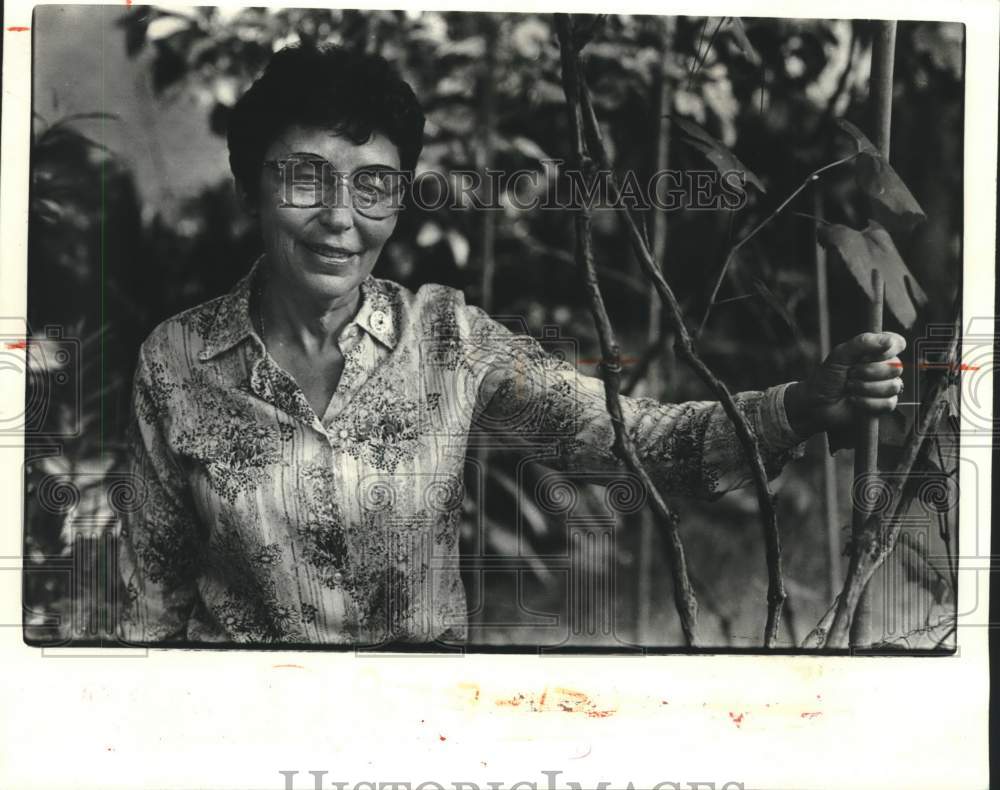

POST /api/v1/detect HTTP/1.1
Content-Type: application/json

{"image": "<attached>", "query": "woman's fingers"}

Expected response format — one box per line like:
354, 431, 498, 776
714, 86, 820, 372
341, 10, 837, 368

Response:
828, 331, 906, 366
843, 344, 904, 414
847, 378, 903, 397
850, 358, 903, 381
849, 394, 899, 413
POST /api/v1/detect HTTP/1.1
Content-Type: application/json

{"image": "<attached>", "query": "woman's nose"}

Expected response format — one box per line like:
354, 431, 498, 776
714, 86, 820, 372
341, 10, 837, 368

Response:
318, 203, 354, 231
318, 180, 355, 230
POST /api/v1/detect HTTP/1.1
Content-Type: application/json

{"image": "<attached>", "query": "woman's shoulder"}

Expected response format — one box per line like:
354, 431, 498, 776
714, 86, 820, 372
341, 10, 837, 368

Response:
369, 275, 467, 306
368, 275, 481, 326
136, 291, 235, 366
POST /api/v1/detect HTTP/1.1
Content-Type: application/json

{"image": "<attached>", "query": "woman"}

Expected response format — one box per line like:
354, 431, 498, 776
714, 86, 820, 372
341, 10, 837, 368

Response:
119, 44, 905, 645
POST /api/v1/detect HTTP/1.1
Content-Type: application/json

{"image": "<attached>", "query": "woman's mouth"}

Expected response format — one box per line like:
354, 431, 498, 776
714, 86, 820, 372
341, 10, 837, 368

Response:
302, 241, 359, 264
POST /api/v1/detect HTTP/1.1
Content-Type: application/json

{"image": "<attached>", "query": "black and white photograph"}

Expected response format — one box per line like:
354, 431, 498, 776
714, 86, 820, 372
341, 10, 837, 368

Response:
18, 6, 970, 651
2, 2, 997, 788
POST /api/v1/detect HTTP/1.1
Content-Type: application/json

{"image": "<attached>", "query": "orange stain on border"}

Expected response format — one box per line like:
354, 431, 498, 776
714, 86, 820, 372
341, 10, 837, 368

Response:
272, 663, 304, 669
6, 340, 27, 350
7, 26, 31, 31
456, 682, 480, 703
493, 687, 616, 718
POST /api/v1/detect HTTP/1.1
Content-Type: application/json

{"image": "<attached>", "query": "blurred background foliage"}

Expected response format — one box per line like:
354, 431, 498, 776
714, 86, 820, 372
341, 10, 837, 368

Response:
25, 8, 963, 648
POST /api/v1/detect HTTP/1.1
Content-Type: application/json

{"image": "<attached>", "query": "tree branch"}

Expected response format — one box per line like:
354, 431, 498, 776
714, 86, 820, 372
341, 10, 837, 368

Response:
555, 14, 698, 646
822, 323, 960, 648
564, 19, 786, 647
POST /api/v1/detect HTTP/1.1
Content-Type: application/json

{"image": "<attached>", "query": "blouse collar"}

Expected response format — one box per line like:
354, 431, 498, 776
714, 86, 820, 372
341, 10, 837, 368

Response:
198, 255, 399, 361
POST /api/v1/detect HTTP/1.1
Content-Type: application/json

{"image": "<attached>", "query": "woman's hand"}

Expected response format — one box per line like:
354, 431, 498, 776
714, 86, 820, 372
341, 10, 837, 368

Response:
784, 331, 906, 439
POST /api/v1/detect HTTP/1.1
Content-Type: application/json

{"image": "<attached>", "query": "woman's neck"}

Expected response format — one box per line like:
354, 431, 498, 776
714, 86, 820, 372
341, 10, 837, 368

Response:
256, 264, 360, 354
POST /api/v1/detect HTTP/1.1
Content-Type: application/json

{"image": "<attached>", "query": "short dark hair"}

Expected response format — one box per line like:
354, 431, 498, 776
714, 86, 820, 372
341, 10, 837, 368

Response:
227, 44, 425, 203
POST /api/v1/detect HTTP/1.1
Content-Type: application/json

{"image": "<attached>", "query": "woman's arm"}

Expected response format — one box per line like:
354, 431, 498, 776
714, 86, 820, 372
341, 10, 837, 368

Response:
467, 304, 904, 500
118, 347, 204, 643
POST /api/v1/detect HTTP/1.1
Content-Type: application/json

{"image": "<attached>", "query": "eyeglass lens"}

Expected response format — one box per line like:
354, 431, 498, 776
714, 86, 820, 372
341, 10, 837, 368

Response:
269, 156, 406, 217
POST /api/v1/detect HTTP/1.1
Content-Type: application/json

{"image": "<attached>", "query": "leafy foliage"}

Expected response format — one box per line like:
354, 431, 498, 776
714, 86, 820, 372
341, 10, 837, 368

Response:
672, 115, 766, 193
837, 119, 927, 232
817, 220, 928, 329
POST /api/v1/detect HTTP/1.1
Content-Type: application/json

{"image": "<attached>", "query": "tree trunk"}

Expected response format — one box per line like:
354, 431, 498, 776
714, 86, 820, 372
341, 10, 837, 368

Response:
849, 20, 897, 648
813, 186, 842, 603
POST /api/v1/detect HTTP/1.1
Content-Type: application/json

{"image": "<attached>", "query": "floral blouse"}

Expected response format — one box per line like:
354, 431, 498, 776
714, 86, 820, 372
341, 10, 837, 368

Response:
118, 257, 804, 646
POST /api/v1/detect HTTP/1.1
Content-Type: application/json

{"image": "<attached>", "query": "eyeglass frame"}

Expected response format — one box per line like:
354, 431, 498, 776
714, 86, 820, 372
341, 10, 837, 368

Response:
261, 153, 411, 219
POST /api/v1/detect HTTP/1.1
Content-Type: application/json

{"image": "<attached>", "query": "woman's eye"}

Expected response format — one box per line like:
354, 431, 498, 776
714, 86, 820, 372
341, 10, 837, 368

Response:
290, 182, 322, 199
353, 172, 391, 197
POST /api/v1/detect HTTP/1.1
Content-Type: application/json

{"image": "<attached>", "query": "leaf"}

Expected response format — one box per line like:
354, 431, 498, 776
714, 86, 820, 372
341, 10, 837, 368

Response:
509, 135, 549, 162
212, 76, 241, 107
146, 15, 191, 41
836, 119, 878, 154
837, 120, 927, 233
416, 222, 443, 247
437, 35, 486, 60
751, 278, 801, 340
482, 515, 552, 583
727, 18, 762, 65
446, 230, 469, 269
816, 221, 928, 329
855, 152, 927, 233
489, 467, 550, 538
510, 18, 550, 60
671, 116, 766, 194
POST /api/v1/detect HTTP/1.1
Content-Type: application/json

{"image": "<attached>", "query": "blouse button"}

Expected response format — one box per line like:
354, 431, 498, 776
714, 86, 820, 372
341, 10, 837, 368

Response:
332, 571, 344, 585
338, 428, 349, 439
370, 310, 388, 331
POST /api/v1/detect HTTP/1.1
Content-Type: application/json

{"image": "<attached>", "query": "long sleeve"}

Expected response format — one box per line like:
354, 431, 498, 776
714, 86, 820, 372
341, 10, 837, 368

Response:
118, 346, 204, 642
467, 306, 805, 500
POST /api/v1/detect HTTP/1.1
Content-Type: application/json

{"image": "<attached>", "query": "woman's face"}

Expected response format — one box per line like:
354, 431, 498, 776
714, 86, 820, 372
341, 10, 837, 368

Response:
254, 124, 401, 303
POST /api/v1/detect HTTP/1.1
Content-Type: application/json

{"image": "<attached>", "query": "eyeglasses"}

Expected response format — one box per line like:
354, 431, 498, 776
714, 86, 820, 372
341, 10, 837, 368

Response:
262, 154, 409, 220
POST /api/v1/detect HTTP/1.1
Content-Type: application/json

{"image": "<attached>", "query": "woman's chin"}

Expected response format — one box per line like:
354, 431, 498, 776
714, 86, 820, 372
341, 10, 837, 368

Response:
289, 255, 370, 299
